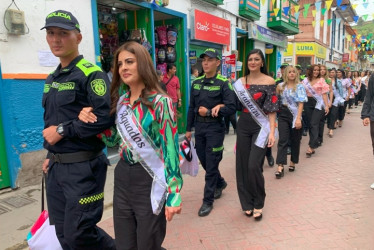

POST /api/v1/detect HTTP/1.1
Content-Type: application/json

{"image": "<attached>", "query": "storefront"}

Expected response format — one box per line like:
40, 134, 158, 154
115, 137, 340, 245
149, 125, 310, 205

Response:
247, 22, 287, 78
236, 28, 254, 79
94, 0, 188, 133
189, 9, 230, 78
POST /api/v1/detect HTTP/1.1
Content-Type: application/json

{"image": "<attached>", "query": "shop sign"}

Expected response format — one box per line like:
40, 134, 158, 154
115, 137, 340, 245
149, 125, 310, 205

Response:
342, 53, 349, 62
295, 43, 326, 59
189, 50, 197, 65
193, 9, 231, 46
248, 23, 287, 48
283, 43, 293, 57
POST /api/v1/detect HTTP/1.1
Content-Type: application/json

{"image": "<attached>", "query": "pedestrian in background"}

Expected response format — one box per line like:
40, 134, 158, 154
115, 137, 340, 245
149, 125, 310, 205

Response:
361, 72, 374, 189
163, 63, 182, 112
41, 10, 116, 249
79, 41, 182, 249
156, 69, 167, 93
186, 48, 236, 217
302, 65, 329, 157
233, 49, 279, 220
191, 67, 199, 85
224, 76, 237, 135
275, 65, 307, 178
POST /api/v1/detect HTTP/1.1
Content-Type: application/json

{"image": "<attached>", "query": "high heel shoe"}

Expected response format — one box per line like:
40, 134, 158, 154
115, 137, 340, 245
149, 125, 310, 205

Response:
253, 209, 263, 221
328, 131, 333, 138
289, 165, 295, 172
275, 166, 284, 179
306, 148, 315, 158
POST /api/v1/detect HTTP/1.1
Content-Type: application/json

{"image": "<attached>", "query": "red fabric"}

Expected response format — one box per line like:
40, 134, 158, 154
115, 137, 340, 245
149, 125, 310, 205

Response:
253, 92, 263, 100
163, 74, 180, 103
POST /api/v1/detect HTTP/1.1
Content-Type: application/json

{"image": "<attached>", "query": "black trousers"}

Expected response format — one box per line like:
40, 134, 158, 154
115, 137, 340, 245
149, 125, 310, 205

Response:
355, 94, 359, 106
371, 121, 374, 155
224, 113, 237, 132
338, 101, 348, 121
302, 109, 309, 132
318, 111, 326, 144
360, 84, 367, 102
328, 105, 339, 129
304, 97, 325, 149
113, 160, 166, 250
348, 98, 354, 109
236, 112, 267, 210
276, 107, 303, 165
195, 121, 226, 205
46, 154, 115, 250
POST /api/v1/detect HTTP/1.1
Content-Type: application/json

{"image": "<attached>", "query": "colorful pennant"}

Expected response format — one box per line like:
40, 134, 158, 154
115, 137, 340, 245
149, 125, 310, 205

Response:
274, 8, 280, 17
320, 20, 324, 27
321, 8, 327, 16
363, 14, 369, 21
312, 10, 316, 17
283, 6, 290, 16
325, 1, 333, 11
315, 1, 322, 11
303, 4, 311, 18
294, 5, 300, 13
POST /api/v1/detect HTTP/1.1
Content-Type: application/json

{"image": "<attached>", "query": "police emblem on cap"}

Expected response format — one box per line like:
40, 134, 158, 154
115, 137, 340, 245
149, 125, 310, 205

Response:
90, 79, 106, 96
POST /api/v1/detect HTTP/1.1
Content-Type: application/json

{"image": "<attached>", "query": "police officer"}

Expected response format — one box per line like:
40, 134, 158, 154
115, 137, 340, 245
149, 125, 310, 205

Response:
186, 48, 236, 217
296, 64, 306, 81
41, 10, 115, 249
275, 63, 289, 85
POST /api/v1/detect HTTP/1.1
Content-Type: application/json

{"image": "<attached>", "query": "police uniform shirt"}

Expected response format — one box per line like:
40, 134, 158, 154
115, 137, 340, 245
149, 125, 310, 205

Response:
186, 74, 236, 131
43, 55, 114, 153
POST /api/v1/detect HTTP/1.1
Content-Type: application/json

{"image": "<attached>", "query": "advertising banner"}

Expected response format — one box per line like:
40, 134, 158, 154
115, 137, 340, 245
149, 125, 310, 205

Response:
248, 23, 287, 48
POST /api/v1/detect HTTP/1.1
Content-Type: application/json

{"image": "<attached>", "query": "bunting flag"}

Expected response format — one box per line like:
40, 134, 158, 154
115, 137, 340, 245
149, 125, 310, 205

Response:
336, 0, 342, 7
295, 12, 300, 20
294, 5, 300, 13
363, 3, 369, 9
271, 0, 276, 6
353, 16, 359, 23
352, 4, 358, 10
312, 21, 316, 27
340, 5, 347, 11
283, 6, 290, 16
315, 1, 322, 11
321, 8, 327, 16
336, 18, 341, 26
312, 10, 316, 17
261, 0, 266, 5
274, 8, 280, 17
325, 0, 333, 11
363, 14, 369, 21
327, 19, 332, 26
320, 20, 324, 27
331, 7, 337, 11
303, 4, 311, 18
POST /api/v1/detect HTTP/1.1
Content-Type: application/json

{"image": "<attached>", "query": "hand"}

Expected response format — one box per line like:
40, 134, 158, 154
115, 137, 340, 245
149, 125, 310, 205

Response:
267, 133, 275, 147
324, 107, 329, 116
328, 102, 332, 108
295, 119, 302, 130
43, 126, 63, 145
79, 107, 97, 123
198, 106, 209, 116
42, 159, 50, 174
178, 100, 182, 108
185, 131, 192, 141
165, 205, 182, 221
211, 104, 224, 117
363, 118, 370, 126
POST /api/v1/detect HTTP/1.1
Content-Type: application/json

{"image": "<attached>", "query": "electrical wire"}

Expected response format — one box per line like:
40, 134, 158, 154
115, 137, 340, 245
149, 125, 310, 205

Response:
3, 0, 30, 35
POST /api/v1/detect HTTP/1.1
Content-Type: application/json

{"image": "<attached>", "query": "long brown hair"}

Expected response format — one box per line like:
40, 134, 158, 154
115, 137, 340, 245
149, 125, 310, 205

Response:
110, 41, 163, 115
306, 64, 320, 81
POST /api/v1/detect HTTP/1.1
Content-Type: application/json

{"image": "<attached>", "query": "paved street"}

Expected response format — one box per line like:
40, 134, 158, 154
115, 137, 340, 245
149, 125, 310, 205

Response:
1, 106, 374, 249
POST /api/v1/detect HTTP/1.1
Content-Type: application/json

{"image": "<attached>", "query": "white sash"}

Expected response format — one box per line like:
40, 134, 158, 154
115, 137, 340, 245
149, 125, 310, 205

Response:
303, 79, 324, 110
116, 96, 167, 215
332, 84, 345, 107
233, 79, 272, 148
350, 84, 358, 94
283, 86, 299, 128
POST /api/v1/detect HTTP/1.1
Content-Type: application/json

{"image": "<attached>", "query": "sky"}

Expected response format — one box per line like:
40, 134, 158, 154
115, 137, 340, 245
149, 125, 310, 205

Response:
350, 0, 374, 23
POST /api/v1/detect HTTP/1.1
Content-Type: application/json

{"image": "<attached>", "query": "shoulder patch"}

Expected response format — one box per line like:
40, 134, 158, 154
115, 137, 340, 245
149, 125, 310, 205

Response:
216, 74, 228, 82
227, 82, 233, 90
76, 59, 102, 76
90, 79, 107, 96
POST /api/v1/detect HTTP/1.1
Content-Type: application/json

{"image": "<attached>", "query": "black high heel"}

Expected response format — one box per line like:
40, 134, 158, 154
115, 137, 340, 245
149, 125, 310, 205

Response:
289, 165, 295, 172
275, 166, 284, 179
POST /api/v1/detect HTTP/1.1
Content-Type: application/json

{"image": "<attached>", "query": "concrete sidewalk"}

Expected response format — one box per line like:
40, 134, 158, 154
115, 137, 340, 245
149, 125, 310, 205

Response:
2, 106, 374, 249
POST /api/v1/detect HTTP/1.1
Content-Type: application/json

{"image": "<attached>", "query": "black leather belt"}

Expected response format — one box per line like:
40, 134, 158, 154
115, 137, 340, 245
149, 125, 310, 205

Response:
195, 115, 222, 123
48, 151, 103, 164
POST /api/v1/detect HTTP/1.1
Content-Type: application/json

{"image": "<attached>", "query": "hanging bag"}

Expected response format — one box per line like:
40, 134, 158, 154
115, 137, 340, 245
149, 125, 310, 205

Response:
27, 173, 62, 250
141, 29, 152, 53
167, 25, 178, 46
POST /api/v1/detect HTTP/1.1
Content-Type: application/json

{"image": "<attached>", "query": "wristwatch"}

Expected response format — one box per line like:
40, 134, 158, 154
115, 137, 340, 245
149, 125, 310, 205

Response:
56, 123, 64, 137
206, 109, 212, 117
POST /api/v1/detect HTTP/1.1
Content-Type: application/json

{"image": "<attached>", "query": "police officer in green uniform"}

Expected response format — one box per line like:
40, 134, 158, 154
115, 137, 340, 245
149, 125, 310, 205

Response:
41, 10, 115, 249
296, 64, 305, 81
275, 63, 289, 85
186, 48, 236, 217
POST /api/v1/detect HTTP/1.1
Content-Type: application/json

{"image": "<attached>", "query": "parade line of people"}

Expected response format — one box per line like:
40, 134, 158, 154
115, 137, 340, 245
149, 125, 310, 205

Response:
41, 10, 374, 250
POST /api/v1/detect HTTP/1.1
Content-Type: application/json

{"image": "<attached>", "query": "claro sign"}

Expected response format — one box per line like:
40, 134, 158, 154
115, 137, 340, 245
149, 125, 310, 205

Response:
193, 9, 230, 46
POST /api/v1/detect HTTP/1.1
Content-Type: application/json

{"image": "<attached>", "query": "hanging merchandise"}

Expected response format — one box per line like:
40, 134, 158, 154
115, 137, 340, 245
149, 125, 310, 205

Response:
166, 46, 176, 63
157, 63, 167, 75
167, 25, 178, 46
156, 26, 168, 46
155, 30, 159, 46
141, 29, 152, 53
130, 29, 142, 43
158, 46, 166, 63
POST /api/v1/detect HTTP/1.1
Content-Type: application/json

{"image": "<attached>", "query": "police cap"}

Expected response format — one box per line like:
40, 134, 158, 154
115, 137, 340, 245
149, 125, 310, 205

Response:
200, 48, 221, 60
41, 10, 80, 32
295, 64, 302, 69
280, 63, 289, 69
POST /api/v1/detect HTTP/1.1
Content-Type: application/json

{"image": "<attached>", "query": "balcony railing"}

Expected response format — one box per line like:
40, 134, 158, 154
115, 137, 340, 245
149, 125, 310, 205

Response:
202, 0, 224, 5
239, 0, 261, 21
267, 0, 299, 35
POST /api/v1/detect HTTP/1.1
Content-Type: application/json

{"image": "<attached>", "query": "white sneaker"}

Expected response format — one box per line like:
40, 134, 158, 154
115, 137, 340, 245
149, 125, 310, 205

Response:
371, 183, 374, 190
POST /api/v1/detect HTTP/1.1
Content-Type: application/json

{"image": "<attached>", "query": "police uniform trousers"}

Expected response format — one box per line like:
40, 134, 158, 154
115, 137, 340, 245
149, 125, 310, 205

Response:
46, 154, 116, 250
195, 120, 226, 205
236, 112, 267, 210
328, 105, 339, 130
113, 160, 166, 250
276, 106, 303, 165
304, 97, 325, 149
